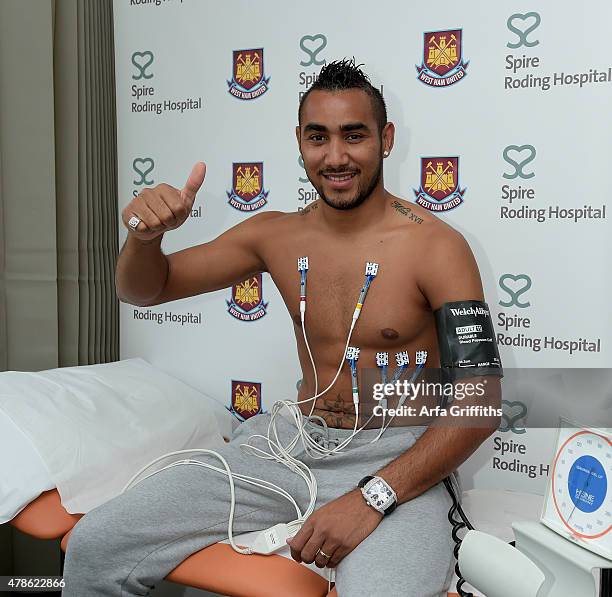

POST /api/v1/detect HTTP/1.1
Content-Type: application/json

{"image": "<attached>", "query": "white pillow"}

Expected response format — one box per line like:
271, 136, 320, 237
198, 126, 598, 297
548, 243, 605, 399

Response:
0, 408, 55, 524
0, 358, 228, 515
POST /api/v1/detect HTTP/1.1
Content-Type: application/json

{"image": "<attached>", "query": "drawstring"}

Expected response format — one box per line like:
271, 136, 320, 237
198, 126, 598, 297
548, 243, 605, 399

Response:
313, 435, 339, 450
303, 417, 340, 450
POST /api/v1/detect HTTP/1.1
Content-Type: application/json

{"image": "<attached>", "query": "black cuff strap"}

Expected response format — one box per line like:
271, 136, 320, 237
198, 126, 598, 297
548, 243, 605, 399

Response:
434, 299, 504, 381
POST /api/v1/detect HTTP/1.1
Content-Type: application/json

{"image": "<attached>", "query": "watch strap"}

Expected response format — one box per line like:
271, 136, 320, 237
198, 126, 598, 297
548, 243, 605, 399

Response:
358, 475, 374, 488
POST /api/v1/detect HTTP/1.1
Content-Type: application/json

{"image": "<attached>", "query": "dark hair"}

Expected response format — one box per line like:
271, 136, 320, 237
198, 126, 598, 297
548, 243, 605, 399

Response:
298, 58, 388, 132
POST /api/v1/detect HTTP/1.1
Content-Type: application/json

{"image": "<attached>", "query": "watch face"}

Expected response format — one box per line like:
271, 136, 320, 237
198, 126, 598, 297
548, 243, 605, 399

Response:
368, 479, 393, 508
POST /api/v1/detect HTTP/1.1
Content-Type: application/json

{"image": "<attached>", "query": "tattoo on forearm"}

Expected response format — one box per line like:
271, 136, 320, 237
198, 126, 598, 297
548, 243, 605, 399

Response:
391, 200, 423, 224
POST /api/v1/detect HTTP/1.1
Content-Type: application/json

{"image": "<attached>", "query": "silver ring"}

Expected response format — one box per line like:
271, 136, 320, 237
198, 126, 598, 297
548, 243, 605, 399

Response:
127, 215, 141, 231
317, 549, 331, 560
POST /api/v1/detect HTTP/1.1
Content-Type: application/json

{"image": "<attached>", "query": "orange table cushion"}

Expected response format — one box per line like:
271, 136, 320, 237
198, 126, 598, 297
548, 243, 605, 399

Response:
10, 490, 82, 539
14, 491, 459, 597
60, 526, 329, 597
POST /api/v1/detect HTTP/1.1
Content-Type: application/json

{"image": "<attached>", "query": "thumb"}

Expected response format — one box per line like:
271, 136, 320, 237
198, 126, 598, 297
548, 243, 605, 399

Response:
181, 161, 206, 206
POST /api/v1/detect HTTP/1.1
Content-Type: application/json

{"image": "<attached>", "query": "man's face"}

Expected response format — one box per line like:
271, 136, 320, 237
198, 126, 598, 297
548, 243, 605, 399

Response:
298, 89, 385, 211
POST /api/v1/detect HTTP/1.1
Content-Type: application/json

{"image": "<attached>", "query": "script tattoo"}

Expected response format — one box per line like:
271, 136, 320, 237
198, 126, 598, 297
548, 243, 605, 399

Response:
391, 200, 423, 224
299, 202, 319, 216
313, 393, 357, 428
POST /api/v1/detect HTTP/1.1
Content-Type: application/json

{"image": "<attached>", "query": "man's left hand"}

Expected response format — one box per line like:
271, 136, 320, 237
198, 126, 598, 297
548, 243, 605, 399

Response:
286, 488, 383, 568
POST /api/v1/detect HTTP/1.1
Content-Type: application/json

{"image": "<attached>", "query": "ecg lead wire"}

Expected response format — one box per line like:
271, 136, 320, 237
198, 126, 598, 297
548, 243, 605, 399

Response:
122, 259, 388, 558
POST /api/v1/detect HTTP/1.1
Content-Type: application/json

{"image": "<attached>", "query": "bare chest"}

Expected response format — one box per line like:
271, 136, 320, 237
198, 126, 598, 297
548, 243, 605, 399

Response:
263, 233, 432, 349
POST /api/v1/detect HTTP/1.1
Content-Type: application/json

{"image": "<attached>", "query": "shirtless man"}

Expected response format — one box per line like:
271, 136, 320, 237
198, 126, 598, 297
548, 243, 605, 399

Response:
62, 60, 501, 597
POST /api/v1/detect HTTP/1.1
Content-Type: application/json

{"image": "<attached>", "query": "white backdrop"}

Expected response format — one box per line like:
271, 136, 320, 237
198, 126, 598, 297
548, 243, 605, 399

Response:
113, 0, 612, 500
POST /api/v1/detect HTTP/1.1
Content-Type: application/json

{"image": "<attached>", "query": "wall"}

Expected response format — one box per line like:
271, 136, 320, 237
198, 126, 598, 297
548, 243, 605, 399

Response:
112, 2, 611, 592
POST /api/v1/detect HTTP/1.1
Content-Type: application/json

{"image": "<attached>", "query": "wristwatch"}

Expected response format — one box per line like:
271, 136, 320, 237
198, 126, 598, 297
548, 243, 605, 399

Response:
358, 475, 397, 516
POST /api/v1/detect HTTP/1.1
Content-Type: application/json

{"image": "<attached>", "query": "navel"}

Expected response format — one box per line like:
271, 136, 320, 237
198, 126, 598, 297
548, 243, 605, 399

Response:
381, 327, 399, 340
292, 313, 301, 326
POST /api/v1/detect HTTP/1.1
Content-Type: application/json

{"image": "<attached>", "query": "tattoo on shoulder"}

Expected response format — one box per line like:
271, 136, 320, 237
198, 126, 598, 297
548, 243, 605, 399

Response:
391, 200, 423, 224
299, 202, 319, 216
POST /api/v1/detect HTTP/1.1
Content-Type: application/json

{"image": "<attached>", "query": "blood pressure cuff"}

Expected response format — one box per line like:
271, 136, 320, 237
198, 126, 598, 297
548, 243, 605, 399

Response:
434, 300, 503, 382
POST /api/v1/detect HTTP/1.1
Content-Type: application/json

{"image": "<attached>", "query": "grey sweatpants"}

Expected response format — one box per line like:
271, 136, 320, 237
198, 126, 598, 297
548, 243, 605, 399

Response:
62, 413, 456, 597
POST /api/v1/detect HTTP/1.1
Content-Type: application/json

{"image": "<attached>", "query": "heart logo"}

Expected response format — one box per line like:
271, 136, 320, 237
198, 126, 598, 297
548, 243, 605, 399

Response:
299, 34, 327, 67
297, 155, 310, 184
499, 274, 532, 308
507, 12, 541, 49
502, 144, 536, 179
131, 51, 154, 80
500, 399, 528, 433
133, 158, 155, 185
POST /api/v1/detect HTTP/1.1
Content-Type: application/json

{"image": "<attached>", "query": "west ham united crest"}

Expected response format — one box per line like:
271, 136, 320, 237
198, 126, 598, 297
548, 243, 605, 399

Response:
227, 274, 268, 321
416, 29, 469, 87
228, 380, 263, 421
414, 157, 466, 212
226, 162, 269, 212
227, 48, 270, 100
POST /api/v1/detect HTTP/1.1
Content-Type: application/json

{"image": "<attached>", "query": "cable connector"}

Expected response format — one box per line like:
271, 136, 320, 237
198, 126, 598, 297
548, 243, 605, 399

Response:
347, 347, 360, 405
352, 303, 363, 320
251, 523, 295, 555
365, 262, 379, 276
346, 346, 360, 406
298, 257, 308, 316
353, 263, 378, 321
375, 351, 389, 367
415, 350, 428, 366
395, 351, 410, 367
346, 346, 360, 362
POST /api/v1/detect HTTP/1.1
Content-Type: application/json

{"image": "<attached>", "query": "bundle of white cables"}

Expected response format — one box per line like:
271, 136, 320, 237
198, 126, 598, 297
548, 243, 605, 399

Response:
119, 259, 423, 587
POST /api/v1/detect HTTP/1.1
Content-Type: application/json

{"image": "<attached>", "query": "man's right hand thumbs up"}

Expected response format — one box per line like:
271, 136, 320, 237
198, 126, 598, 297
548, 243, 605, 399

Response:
122, 161, 207, 242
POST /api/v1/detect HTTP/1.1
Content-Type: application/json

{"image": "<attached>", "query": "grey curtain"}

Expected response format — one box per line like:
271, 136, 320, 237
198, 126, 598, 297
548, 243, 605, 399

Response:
0, 0, 118, 578
0, 0, 118, 373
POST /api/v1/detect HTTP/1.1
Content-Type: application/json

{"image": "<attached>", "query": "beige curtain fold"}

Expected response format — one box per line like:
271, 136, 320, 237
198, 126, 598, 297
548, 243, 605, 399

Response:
0, 0, 119, 373
0, 0, 119, 579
